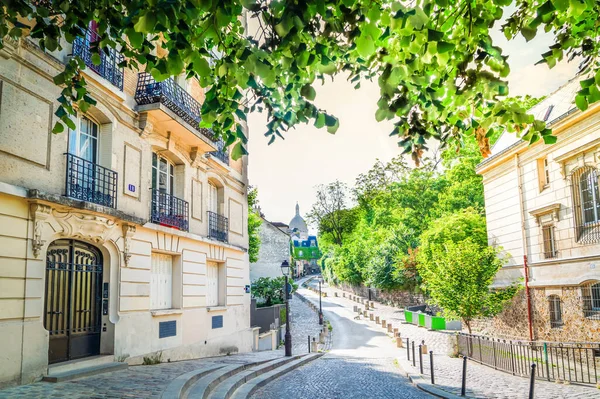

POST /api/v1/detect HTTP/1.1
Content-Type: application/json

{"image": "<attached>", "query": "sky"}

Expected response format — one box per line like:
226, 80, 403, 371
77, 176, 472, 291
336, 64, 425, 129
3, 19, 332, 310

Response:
247, 15, 580, 227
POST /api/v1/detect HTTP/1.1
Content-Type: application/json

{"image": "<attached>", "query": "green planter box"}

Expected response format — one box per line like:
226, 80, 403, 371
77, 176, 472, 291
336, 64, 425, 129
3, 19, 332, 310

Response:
430, 316, 446, 330
404, 310, 413, 324
418, 313, 425, 327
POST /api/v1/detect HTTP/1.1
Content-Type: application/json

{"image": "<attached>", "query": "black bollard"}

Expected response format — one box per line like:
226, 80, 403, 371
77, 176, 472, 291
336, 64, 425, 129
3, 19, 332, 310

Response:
308, 335, 311, 353
461, 356, 467, 396
412, 341, 416, 367
430, 351, 435, 384
529, 364, 536, 399
419, 345, 424, 374
407, 338, 410, 360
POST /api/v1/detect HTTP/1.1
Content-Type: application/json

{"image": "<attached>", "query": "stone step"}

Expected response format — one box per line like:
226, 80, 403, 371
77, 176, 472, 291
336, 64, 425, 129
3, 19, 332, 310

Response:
47, 355, 115, 375
42, 362, 128, 383
207, 355, 304, 399
160, 364, 225, 399
181, 357, 274, 399
231, 353, 324, 399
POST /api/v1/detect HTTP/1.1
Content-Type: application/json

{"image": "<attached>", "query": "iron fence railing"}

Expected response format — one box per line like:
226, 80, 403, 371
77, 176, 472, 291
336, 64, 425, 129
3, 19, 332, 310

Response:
65, 153, 117, 208
208, 211, 228, 243
457, 333, 600, 385
72, 33, 124, 90
134, 72, 216, 143
209, 139, 229, 165
151, 189, 189, 231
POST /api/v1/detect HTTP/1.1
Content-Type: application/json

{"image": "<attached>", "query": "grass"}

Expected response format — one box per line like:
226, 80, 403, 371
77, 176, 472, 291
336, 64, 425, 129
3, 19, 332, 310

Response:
142, 351, 162, 365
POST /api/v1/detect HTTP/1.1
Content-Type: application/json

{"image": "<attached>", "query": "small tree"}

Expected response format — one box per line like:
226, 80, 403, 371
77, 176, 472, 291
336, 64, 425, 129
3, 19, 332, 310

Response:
251, 277, 297, 308
418, 239, 519, 334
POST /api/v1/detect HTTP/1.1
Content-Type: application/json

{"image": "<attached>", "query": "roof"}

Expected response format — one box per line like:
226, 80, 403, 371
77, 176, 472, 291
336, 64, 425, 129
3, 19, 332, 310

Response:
479, 74, 585, 169
289, 203, 308, 233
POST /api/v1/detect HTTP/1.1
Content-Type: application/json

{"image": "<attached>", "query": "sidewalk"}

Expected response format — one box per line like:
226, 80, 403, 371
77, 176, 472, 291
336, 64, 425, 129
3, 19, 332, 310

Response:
319, 281, 600, 399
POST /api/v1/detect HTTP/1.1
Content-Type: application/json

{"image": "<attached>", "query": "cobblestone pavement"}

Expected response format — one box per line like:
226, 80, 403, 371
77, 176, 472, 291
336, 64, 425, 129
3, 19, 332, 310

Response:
0, 351, 282, 399
321, 282, 600, 399
289, 290, 326, 354
251, 278, 431, 399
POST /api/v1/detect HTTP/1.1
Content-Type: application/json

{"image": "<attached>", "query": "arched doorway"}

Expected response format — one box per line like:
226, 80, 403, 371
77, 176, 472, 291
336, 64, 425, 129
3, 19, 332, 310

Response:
44, 240, 103, 364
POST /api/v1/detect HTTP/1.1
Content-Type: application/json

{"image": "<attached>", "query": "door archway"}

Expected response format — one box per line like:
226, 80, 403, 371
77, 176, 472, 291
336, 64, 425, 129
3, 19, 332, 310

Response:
44, 239, 103, 364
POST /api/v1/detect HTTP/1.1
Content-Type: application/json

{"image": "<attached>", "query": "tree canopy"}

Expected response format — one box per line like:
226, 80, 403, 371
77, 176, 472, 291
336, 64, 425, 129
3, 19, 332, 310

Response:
248, 186, 262, 263
1, 1, 597, 159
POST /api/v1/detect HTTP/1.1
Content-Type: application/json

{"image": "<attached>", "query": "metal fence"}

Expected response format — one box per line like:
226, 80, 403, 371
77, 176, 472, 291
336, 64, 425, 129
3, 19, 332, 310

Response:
457, 333, 600, 385
65, 153, 117, 208
150, 189, 189, 231
73, 33, 124, 90
209, 139, 230, 165
208, 211, 228, 243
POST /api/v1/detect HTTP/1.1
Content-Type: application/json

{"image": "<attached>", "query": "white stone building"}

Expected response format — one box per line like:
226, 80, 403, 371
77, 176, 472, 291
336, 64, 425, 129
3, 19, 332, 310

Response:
249, 217, 291, 282
0, 34, 253, 387
476, 74, 600, 341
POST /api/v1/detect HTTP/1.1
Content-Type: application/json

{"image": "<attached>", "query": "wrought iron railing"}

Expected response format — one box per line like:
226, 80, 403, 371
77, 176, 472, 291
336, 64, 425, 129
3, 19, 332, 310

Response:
457, 333, 600, 385
208, 211, 228, 243
65, 153, 117, 208
72, 33, 124, 90
151, 189, 189, 231
209, 139, 230, 165
135, 72, 216, 143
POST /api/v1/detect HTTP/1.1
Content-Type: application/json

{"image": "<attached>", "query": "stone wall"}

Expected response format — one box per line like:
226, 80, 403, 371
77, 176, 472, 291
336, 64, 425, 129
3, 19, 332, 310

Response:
335, 282, 425, 309
470, 287, 600, 342
250, 220, 290, 282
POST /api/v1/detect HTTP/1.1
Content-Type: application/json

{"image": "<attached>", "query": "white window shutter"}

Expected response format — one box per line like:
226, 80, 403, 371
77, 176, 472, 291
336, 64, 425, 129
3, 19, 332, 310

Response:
207, 262, 219, 306
151, 254, 172, 310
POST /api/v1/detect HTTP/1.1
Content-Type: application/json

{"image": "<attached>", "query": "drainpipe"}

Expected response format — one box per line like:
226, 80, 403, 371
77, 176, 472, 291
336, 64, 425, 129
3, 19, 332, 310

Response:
516, 154, 534, 341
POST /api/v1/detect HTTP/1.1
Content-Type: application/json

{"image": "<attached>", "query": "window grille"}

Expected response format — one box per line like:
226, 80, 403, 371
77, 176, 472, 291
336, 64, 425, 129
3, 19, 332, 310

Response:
571, 167, 600, 243
548, 295, 563, 328
582, 281, 600, 320
542, 225, 558, 259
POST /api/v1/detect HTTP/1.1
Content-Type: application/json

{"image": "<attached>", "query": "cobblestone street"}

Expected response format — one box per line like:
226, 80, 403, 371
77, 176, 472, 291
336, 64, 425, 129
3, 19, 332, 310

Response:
251, 278, 431, 399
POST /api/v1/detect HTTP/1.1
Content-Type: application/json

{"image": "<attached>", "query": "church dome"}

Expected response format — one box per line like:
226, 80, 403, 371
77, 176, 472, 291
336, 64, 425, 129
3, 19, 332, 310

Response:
289, 203, 308, 235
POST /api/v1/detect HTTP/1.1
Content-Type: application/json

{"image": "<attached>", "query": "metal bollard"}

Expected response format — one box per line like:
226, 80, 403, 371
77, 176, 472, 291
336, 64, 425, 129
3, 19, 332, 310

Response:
308, 335, 311, 353
418, 345, 423, 374
407, 338, 410, 360
529, 364, 536, 399
412, 341, 416, 367
430, 351, 435, 384
461, 356, 467, 396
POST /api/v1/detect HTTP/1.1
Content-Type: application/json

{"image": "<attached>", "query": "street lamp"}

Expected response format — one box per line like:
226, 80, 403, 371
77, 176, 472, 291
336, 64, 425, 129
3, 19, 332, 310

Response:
318, 277, 323, 325
281, 260, 292, 357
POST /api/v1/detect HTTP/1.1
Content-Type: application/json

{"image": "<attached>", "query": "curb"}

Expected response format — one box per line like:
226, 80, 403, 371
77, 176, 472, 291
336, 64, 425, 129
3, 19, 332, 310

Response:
396, 356, 464, 399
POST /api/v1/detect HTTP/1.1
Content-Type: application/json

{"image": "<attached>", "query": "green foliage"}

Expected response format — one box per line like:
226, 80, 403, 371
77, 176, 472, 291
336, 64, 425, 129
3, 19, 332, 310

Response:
142, 351, 162, 365
248, 186, 262, 263
251, 277, 297, 307
1, 2, 590, 160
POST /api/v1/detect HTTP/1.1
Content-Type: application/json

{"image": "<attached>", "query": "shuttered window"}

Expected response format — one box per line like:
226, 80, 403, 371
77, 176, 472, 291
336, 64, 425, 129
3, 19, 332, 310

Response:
151, 253, 173, 310
208, 183, 218, 214
207, 261, 219, 306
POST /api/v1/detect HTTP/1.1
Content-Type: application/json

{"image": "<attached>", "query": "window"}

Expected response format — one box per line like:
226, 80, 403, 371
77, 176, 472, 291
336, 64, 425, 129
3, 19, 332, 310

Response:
152, 153, 175, 194
548, 295, 563, 328
69, 116, 99, 163
580, 169, 600, 224
151, 253, 173, 310
537, 157, 550, 192
208, 182, 218, 214
582, 281, 600, 319
206, 261, 223, 307
542, 225, 557, 259
572, 168, 600, 243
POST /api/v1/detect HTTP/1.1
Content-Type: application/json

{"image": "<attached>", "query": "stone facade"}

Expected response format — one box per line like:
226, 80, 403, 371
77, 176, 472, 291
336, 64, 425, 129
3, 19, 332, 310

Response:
0, 37, 252, 387
476, 75, 600, 342
336, 282, 425, 309
249, 218, 290, 282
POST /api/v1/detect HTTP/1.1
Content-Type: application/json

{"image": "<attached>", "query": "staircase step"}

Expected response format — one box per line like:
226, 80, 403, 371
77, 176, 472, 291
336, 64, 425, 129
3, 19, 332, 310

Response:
47, 355, 115, 375
182, 358, 274, 399
160, 364, 225, 399
42, 362, 128, 383
207, 356, 303, 399
231, 353, 324, 399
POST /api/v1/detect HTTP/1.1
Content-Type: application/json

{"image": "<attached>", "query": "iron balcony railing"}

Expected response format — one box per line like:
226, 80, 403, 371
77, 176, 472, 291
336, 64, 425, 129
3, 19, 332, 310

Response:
457, 333, 600, 385
65, 153, 117, 208
72, 33, 124, 90
209, 139, 230, 165
134, 72, 216, 143
208, 211, 228, 243
151, 189, 189, 231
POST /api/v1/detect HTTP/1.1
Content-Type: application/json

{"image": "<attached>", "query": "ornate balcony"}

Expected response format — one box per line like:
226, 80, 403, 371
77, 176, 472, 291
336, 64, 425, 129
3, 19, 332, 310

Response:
208, 211, 228, 243
135, 72, 217, 150
208, 139, 230, 166
72, 34, 124, 90
65, 153, 118, 208
151, 189, 189, 231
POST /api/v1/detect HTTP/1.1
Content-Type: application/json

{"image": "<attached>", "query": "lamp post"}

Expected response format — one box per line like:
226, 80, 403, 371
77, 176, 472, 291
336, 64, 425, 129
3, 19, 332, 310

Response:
318, 277, 323, 325
281, 260, 292, 357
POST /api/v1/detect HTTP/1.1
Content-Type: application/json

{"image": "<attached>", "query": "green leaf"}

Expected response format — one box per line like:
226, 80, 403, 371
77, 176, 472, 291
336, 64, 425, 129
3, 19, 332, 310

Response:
575, 94, 588, 111
193, 57, 211, 77
231, 142, 248, 160
521, 27, 537, 42
52, 122, 64, 134
427, 29, 444, 42
128, 30, 144, 48
314, 113, 326, 128
300, 84, 316, 101
580, 78, 595, 89
134, 12, 157, 33
356, 36, 375, 59
91, 53, 101, 66
552, 0, 569, 11
542, 135, 557, 144
437, 42, 455, 53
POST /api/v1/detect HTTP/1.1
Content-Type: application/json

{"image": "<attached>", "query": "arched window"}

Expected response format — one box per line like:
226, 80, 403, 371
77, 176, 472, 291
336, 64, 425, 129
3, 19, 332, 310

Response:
581, 281, 600, 319
152, 152, 174, 194
69, 115, 99, 163
548, 295, 562, 328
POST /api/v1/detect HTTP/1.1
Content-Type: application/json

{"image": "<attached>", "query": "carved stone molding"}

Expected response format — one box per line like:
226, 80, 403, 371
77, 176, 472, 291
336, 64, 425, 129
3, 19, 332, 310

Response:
121, 223, 136, 266
0, 37, 18, 60
53, 211, 118, 243
138, 113, 154, 138
30, 203, 52, 258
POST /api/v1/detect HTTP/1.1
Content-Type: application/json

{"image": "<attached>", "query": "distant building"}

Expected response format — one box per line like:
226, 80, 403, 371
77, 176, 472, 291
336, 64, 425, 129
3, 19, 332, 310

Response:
250, 218, 291, 282
476, 74, 600, 341
288, 203, 309, 239
291, 235, 321, 277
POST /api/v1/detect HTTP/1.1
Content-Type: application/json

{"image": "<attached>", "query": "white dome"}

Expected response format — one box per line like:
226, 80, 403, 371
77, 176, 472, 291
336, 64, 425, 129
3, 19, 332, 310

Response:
289, 203, 308, 234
